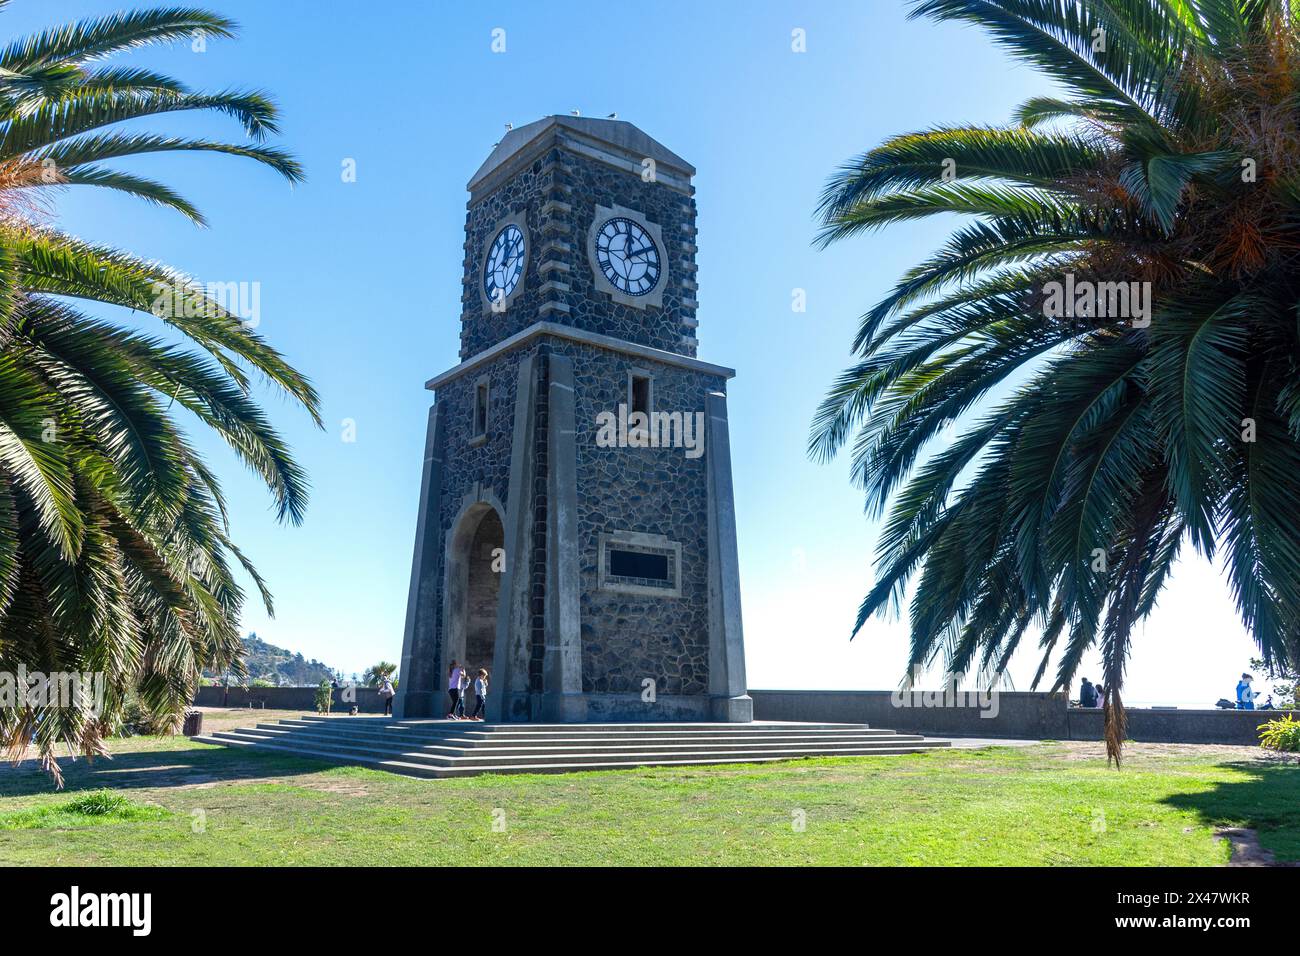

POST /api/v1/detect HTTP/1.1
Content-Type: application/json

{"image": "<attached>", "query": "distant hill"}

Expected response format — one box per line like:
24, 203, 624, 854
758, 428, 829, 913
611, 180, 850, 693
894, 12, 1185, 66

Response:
206, 634, 337, 687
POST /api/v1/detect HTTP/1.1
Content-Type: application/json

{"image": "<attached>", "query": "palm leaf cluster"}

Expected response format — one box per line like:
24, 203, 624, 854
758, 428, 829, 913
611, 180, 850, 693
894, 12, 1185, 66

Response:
812, 0, 1300, 761
363, 661, 397, 687
0, 5, 318, 784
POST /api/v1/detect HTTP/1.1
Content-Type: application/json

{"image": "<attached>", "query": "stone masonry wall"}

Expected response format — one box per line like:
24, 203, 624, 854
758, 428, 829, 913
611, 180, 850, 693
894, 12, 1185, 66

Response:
460, 141, 699, 361
543, 336, 727, 698
429, 345, 534, 687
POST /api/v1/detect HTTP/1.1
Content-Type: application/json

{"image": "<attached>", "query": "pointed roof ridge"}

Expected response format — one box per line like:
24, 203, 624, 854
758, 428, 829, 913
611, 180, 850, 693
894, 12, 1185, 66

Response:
468, 115, 695, 192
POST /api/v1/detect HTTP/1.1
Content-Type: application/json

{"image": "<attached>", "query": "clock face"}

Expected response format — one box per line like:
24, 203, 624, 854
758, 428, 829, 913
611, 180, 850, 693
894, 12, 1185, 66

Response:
594, 217, 661, 297
483, 224, 525, 303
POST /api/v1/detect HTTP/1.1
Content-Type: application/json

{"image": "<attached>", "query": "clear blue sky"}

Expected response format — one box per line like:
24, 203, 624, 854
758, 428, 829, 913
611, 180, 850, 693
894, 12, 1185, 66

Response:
18, 0, 1269, 705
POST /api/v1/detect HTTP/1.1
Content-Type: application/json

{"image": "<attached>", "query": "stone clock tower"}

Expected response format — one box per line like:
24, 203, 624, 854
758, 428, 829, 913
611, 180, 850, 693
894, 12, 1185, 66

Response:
394, 115, 750, 723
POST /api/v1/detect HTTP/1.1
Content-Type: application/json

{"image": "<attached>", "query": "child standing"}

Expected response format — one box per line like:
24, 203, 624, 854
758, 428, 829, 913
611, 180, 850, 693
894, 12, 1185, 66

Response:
455, 665, 470, 719
471, 669, 489, 721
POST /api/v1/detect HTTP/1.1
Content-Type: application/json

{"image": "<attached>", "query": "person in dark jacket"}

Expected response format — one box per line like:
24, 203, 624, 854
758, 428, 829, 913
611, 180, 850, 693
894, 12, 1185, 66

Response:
1079, 677, 1097, 708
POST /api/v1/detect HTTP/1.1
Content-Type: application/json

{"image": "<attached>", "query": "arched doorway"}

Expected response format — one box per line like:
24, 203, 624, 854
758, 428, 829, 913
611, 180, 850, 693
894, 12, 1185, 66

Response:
445, 501, 505, 715
463, 508, 503, 677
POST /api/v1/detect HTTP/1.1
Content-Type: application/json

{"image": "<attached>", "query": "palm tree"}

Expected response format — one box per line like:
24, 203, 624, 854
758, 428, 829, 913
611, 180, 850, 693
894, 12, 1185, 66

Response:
362, 662, 397, 687
812, 0, 1300, 761
0, 6, 319, 784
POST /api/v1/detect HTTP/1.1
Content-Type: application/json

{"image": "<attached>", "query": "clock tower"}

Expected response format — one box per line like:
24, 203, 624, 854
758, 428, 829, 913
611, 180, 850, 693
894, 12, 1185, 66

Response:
394, 115, 750, 723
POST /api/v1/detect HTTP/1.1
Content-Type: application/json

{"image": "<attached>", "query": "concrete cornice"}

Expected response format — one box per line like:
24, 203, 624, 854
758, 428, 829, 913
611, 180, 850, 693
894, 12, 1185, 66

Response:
470, 115, 694, 189
468, 116, 695, 202
425, 322, 735, 391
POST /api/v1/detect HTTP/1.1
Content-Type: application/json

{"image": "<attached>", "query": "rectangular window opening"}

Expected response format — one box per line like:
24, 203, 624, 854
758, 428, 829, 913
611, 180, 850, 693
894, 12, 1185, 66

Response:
598, 533, 682, 597
630, 374, 652, 417
474, 382, 489, 437
609, 548, 670, 582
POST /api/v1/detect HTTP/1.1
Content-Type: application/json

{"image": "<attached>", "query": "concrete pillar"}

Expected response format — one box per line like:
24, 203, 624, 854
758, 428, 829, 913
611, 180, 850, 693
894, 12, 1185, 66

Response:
488, 355, 537, 722
542, 353, 585, 721
394, 403, 446, 719
706, 390, 752, 722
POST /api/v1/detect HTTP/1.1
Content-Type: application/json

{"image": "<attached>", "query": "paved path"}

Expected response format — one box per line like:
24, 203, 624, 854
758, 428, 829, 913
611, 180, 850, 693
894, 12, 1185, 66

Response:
929, 736, 1042, 749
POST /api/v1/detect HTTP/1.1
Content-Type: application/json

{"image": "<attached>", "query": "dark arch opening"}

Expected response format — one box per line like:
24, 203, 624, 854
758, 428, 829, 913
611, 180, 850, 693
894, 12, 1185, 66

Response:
463, 507, 504, 679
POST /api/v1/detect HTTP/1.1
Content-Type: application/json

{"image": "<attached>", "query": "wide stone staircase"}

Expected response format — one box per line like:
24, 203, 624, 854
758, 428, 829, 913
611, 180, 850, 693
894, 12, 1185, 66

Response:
195, 716, 949, 779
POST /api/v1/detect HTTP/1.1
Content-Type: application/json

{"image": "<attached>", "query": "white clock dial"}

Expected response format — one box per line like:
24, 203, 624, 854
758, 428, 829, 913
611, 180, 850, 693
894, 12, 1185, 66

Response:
594, 217, 661, 297
484, 224, 525, 302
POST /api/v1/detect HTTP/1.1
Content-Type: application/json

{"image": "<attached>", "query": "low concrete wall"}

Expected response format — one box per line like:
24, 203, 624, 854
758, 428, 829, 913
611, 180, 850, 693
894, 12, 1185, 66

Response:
750, 689, 1286, 745
1063, 706, 1281, 746
751, 690, 1068, 738
193, 685, 387, 713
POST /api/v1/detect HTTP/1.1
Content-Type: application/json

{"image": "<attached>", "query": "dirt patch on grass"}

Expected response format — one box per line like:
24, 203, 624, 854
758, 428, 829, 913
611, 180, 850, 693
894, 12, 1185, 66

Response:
1055, 741, 1262, 761
306, 781, 370, 796
1217, 827, 1300, 867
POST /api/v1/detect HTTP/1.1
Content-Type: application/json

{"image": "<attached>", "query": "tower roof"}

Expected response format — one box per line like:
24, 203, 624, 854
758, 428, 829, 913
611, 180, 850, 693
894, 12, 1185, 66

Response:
468, 115, 695, 192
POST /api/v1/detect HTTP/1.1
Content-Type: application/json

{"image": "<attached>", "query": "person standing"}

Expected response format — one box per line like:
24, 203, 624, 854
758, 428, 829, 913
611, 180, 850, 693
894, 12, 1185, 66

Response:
447, 661, 463, 719
1237, 673, 1257, 710
455, 665, 470, 719
378, 675, 395, 716
471, 669, 489, 721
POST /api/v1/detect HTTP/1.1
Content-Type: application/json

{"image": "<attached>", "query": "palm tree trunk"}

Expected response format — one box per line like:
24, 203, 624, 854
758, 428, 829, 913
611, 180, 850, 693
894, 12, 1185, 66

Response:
1100, 471, 1168, 765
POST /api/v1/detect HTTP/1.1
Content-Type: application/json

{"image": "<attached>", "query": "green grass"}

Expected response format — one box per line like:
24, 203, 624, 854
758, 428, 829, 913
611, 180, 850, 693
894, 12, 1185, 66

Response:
0, 789, 172, 831
0, 715, 1295, 866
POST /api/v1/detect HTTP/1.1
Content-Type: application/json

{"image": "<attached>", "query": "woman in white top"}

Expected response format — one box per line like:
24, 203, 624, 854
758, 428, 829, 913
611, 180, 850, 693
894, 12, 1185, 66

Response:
378, 676, 395, 716
446, 661, 463, 719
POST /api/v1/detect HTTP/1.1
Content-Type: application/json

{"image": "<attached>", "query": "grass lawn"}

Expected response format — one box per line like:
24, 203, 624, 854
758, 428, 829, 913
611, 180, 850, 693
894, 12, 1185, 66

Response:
0, 708, 1295, 866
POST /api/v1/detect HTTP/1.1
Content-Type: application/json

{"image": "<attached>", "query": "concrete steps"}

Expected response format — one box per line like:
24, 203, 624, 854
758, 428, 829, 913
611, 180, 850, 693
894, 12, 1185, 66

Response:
194, 715, 949, 779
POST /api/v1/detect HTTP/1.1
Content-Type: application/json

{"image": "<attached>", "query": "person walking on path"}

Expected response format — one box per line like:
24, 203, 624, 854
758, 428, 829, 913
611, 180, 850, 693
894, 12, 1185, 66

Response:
470, 669, 489, 721
447, 661, 463, 719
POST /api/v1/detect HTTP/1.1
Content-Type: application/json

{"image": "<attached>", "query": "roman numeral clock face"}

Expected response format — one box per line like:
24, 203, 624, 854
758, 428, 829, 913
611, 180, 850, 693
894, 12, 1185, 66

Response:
595, 217, 661, 296
483, 224, 525, 303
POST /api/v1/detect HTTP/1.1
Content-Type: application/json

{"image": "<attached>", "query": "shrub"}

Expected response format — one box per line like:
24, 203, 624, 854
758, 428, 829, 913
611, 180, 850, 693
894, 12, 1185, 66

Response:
1258, 714, 1300, 752
109, 694, 174, 738
314, 680, 333, 715
65, 790, 131, 816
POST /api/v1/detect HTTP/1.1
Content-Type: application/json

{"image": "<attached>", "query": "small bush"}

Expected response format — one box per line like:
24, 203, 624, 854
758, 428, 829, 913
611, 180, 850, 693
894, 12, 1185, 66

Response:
109, 694, 171, 737
64, 790, 131, 816
1258, 714, 1300, 752
314, 679, 333, 715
